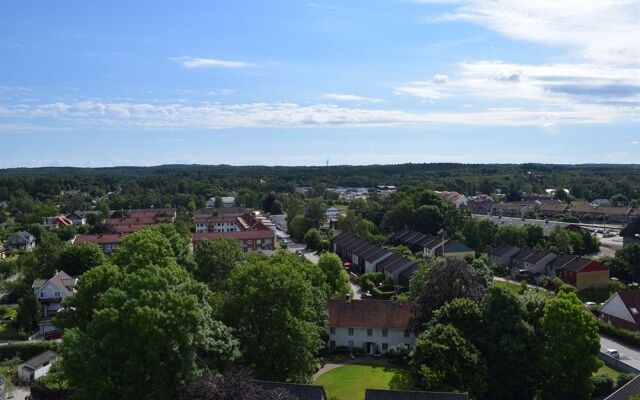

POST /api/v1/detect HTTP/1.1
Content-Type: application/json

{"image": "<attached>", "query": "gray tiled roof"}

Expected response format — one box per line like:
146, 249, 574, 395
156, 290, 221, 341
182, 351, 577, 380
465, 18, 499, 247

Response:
20, 351, 57, 370
253, 381, 327, 400
490, 243, 521, 257
365, 389, 469, 400
604, 373, 640, 400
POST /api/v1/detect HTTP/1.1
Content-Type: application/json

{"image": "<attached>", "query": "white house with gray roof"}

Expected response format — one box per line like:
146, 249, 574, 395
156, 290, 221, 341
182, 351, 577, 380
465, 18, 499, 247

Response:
32, 270, 78, 318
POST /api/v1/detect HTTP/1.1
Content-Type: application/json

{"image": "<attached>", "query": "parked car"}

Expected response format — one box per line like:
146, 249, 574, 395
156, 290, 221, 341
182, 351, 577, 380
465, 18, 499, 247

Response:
584, 301, 597, 307
606, 349, 620, 359
44, 330, 61, 340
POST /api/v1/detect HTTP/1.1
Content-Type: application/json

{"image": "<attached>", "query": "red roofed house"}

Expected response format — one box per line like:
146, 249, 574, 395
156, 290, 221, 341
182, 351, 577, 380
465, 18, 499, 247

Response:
73, 233, 130, 255
555, 256, 609, 290
191, 212, 275, 254
326, 299, 416, 355
599, 290, 640, 332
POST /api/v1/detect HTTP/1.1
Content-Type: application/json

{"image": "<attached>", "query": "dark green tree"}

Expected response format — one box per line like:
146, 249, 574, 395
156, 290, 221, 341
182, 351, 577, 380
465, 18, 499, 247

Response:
411, 323, 487, 398
16, 288, 40, 333
58, 230, 239, 400
539, 292, 601, 400
56, 243, 106, 276
192, 238, 243, 288
222, 254, 325, 382
480, 286, 539, 400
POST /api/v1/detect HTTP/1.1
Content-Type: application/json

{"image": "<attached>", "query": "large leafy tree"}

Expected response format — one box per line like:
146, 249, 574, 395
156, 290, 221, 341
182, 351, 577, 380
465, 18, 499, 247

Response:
222, 253, 326, 382
56, 243, 106, 276
58, 229, 239, 400
539, 292, 601, 400
34, 232, 68, 278
479, 287, 539, 400
16, 287, 40, 333
317, 252, 351, 298
411, 323, 487, 398
430, 298, 483, 341
192, 238, 243, 288
413, 257, 488, 329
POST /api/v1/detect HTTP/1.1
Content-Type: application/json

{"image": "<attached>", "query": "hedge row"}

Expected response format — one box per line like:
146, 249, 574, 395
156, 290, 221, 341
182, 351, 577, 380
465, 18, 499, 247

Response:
597, 320, 640, 348
371, 287, 396, 300
0, 341, 57, 361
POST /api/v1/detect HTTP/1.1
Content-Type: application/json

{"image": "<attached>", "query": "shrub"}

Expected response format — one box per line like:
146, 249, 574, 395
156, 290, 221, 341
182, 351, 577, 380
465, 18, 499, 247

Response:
559, 283, 577, 294
617, 372, 636, 388
352, 347, 364, 356
597, 320, 640, 347
0, 341, 57, 362
386, 344, 410, 363
332, 346, 349, 355
371, 287, 395, 300
592, 373, 615, 397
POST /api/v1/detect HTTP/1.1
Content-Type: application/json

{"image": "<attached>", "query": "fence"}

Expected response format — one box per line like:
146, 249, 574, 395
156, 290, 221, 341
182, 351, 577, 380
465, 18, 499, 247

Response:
598, 352, 640, 375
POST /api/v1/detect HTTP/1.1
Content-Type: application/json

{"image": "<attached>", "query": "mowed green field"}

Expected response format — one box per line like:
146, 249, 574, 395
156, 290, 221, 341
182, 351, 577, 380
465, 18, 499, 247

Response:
313, 363, 411, 400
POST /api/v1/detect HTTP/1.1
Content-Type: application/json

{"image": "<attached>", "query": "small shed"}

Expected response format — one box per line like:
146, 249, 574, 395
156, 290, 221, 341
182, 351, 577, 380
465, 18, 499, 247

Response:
17, 350, 57, 382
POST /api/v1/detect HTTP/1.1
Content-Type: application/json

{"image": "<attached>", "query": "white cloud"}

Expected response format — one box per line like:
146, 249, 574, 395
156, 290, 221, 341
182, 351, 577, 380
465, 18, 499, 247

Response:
632, 141, 639, 145
169, 56, 254, 69
323, 93, 382, 102
429, 0, 640, 66
433, 74, 449, 84
0, 99, 635, 132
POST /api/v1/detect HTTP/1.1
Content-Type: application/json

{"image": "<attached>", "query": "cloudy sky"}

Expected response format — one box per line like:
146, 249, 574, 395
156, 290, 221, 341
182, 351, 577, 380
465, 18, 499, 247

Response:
0, 0, 639, 167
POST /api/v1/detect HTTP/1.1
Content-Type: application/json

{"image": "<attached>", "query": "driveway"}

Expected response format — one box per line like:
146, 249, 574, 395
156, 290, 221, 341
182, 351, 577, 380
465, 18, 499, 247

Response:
8, 386, 30, 400
600, 335, 640, 370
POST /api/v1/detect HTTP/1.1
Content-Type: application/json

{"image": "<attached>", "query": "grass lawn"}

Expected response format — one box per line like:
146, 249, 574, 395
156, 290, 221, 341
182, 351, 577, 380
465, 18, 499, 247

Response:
314, 363, 411, 400
596, 365, 620, 380
494, 280, 552, 299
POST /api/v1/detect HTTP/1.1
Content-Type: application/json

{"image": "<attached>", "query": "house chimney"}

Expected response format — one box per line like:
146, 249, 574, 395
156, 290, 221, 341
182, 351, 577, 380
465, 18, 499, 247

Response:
54, 269, 59, 276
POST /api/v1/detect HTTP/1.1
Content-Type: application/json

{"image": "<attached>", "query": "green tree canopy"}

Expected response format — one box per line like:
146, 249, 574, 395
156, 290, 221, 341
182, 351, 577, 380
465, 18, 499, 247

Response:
56, 243, 106, 276
222, 252, 326, 382
411, 323, 486, 398
539, 292, 601, 400
58, 229, 239, 400
317, 252, 351, 298
192, 238, 244, 288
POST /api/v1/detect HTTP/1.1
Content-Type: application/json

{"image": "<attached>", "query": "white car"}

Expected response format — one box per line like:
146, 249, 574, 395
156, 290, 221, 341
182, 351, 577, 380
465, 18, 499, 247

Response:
584, 302, 597, 307
606, 349, 620, 359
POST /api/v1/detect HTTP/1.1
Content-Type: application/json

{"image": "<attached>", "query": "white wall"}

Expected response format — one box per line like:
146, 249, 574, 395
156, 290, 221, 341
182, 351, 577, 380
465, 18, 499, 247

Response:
328, 327, 415, 354
600, 294, 635, 323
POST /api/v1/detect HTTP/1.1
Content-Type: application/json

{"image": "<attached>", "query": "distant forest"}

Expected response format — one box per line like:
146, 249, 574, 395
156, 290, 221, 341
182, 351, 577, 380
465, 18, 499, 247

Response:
1, 163, 639, 208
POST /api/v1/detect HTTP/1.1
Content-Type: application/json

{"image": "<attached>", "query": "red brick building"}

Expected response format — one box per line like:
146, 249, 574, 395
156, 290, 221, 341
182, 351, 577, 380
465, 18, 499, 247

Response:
191, 230, 275, 254
599, 290, 640, 332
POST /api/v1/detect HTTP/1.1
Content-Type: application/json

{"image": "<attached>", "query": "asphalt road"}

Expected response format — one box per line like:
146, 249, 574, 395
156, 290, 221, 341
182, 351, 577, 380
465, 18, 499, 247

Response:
600, 335, 640, 370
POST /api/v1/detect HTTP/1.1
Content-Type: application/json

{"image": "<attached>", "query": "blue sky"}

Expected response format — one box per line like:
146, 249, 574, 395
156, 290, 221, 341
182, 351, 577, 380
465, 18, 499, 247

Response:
1, 0, 639, 167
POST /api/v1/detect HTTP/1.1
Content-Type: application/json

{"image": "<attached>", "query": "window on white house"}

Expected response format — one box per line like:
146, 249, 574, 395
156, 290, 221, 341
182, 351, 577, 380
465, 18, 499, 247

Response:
348, 328, 354, 336
54, 291, 60, 297
330, 327, 335, 334
367, 329, 373, 337
40, 292, 44, 298
404, 330, 410, 338
382, 329, 388, 337
382, 343, 388, 351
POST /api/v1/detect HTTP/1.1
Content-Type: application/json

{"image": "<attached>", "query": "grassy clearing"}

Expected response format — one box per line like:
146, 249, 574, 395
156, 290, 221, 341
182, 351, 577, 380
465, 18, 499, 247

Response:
314, 363, 412, 400
494, 279, 552, 299
596, 364, 620, 380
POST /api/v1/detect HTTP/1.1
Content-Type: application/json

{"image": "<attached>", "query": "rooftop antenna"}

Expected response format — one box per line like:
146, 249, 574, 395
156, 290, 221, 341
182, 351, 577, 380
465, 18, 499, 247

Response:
326, 158, 329, 167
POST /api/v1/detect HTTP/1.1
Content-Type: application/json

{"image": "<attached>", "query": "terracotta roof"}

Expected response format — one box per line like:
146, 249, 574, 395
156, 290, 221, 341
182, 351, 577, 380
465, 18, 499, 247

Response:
616, 290, 640, 325
74, 233, 129, 245
327, 299, 414, 329
191, 230, 274, 243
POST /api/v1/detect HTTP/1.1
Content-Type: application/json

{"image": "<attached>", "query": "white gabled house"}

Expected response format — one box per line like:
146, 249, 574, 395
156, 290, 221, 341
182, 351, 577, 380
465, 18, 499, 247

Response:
32, 271, 78, 318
